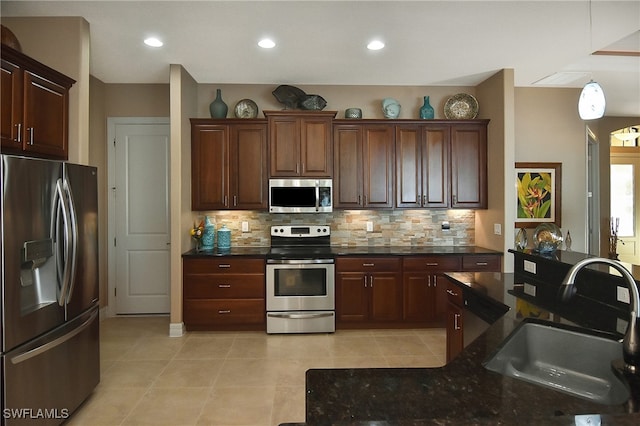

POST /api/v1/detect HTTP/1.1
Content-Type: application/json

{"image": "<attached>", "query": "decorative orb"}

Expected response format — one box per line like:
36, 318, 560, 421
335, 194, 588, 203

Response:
533, 223, 563, 254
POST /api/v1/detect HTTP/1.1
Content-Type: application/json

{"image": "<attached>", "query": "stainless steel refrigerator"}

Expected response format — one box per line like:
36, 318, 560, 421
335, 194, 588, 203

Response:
1, 155, 100, 425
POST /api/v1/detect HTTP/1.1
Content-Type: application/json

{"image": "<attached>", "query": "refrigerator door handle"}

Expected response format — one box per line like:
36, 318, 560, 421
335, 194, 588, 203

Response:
54, 179, 70, 305
9, 308, 98, 365
63, 178, 78, 304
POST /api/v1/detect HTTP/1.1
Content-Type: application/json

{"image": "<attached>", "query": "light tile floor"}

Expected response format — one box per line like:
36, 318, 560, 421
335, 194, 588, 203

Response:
68, 316, 446, 426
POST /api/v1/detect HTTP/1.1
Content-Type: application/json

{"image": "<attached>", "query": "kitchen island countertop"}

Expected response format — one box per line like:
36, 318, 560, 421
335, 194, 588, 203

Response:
303, 271, 640, 425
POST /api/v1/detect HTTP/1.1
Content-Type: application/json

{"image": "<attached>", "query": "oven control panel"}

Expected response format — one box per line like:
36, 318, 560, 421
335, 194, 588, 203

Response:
270, 225, 330, 237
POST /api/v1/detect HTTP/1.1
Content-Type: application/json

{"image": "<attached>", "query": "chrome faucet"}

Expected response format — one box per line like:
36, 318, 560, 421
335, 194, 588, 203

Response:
559, 257, 640, 373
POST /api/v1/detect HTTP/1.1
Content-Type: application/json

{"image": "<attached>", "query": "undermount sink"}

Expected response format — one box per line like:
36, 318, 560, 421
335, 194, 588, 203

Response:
483, 319, 630, 405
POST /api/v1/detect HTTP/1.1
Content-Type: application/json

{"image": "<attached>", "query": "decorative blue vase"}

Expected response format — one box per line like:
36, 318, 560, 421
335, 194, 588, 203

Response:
209, 89, 228, 118
420, 96, 435, 119
201, 216, 215, 250
217, 224, 231, 249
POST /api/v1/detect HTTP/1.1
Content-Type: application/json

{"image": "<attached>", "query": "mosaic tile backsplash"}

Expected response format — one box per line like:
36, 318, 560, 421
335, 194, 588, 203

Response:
191, 210, 475, 248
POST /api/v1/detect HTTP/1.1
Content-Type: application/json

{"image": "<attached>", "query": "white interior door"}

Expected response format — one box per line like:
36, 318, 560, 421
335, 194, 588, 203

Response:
108, 118, 170, 314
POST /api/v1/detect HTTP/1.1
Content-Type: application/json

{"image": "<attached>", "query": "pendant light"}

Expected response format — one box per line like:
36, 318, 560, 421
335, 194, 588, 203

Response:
578, 0, 606, 120
578, 80, 606, 120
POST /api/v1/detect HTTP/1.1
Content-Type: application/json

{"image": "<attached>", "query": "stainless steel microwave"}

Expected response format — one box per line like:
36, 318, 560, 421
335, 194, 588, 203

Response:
269, 179, 332, 213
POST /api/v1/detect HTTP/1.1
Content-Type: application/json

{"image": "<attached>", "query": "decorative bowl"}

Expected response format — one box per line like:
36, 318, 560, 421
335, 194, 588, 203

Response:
533, 223, 563, 254
345, 108, 362, 119
444, 93, 479, 119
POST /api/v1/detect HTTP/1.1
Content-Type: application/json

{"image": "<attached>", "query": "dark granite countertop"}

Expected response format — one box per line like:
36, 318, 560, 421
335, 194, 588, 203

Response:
304, 271, 640, 425
182, 245, 502, 258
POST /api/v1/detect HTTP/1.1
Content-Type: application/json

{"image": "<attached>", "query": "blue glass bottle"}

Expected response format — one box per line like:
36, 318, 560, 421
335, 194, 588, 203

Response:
420, 96, 435, 119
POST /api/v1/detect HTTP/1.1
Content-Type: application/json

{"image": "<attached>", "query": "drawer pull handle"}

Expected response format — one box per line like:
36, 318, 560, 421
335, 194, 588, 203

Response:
218, 264, 231, 268
454, 313, 461, 330
362, 263, 375, 267
476, 262, 488, 266
446, 289, 458, 297
425, 263, 438, 266
218, 284, 231, 288
218, 310, 231, 314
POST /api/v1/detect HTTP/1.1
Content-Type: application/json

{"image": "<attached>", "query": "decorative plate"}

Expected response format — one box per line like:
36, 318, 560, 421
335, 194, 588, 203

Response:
234, 99, 259, 118
444, 93, 479, 119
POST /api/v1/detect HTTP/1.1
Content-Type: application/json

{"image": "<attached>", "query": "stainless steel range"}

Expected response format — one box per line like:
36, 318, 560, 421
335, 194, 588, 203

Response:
266, 225, 335, 334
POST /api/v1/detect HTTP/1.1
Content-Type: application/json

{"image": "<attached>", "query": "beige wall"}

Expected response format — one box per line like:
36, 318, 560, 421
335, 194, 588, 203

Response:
514, 87, 587, 252
3, 17, 90, 164
105, 84, 170, 117
475, 69, 513, 271
89, 76, 108, 307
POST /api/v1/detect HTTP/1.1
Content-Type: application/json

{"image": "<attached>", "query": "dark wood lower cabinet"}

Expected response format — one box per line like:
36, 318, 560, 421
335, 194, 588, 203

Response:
182, 257, 265, 331
336, 257, 402, 328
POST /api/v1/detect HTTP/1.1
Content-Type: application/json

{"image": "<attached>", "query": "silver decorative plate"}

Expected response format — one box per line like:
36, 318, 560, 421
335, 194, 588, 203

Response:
234, 99, 259, 118
444, 93, 479, 119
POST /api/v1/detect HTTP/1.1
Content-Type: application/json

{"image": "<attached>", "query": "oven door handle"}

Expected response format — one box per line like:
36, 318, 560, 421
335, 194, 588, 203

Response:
267, 312, 334, 320
267, 258, 334, 265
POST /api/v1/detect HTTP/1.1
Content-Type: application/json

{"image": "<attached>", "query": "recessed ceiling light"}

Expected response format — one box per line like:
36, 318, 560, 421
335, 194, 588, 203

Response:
258, 38, 276, 49
144, 37, 163, 47
367, 40, 385, 51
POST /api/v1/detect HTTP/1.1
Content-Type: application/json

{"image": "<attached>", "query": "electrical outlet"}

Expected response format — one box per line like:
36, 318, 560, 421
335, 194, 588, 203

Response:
441, 221, 450, 231
241, 221, 250, 232
366, 221, 374, 232
524, 283, 537, 297
617, 286, 630, 304
524, 260, 537, 274
493, 223, 502, 235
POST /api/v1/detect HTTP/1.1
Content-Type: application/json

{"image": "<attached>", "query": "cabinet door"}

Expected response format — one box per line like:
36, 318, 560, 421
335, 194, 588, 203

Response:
369, 272, 402, 321
333, 125, 363, 208
231, 124, 268, 209
191, 124, 229, 210
269, 116, 300, 176
23, 71, 69, 159
0, 58, 22, 152
446, 302, 464, 362
363, 126, 394, 208
300, 117, 332, 176
402, 273, 436, 322
395, 126, 422, 208
450, 124, 487, 208
336, 272, 368, 323
423, 126, 450, 208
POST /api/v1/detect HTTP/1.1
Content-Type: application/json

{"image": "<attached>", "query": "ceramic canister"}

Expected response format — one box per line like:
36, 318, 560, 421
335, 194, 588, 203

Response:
217, 224, 231, 249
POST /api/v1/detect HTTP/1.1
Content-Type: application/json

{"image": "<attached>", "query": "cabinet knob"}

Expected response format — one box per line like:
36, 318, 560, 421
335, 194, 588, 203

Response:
218, 284, 231, 288
218, 264, 231, 268
362, 263, 375, 267
476, 262, 488, 266
425, 262, 438, 266
218, 310, 231, 314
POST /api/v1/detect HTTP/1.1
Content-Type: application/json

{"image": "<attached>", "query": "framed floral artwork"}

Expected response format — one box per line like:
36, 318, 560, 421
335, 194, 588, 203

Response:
515, 162, 562, 228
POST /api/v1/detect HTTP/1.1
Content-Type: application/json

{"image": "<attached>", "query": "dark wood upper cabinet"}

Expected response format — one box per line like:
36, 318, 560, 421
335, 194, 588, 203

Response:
395, 120, 487, 209
334, 123, 394, 209
191, 119, 268, 210
265, 110, 336, 177
450, 123, 487, 208
1, 46, 74, 160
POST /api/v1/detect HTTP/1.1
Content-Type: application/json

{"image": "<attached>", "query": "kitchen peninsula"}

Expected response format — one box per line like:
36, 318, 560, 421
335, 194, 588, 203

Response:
301, 250, 640, 425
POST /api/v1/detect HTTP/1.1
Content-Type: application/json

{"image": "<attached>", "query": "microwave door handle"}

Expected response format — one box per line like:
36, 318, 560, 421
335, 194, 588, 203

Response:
315, 181, 320, 211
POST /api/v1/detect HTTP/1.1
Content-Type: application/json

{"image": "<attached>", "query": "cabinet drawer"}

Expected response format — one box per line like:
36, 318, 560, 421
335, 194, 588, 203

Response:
184, 299, 265, 325
403, 256, 461, 272
336, 257, 401, 272
183, 257, 265, 274
184, 274, 265, 299
446, 281, 464, 307
461, 255, 501, 272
